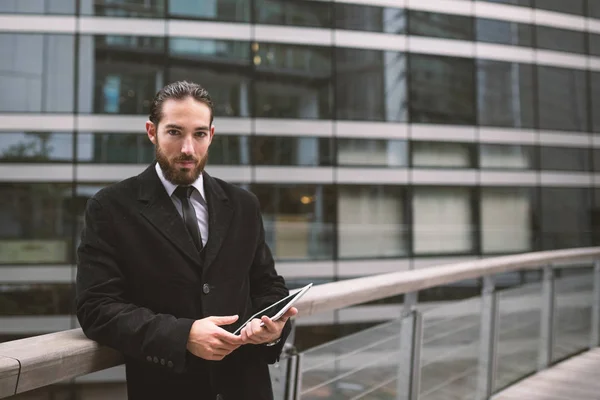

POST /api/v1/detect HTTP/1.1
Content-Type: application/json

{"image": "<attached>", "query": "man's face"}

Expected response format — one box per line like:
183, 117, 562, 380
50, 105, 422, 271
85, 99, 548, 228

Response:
146, 97, 214, 185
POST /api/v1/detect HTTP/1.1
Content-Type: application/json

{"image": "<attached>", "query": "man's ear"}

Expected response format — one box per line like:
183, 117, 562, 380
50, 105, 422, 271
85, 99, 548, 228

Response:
146, 121, 157, 145
208, 125, 215, 145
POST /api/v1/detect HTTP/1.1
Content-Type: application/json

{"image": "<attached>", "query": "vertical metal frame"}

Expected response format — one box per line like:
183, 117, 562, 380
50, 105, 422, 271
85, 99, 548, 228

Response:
591, 260, 600, 348
538, 265, 555, 370
476, 275, 499, 399
396, 292, 422, 400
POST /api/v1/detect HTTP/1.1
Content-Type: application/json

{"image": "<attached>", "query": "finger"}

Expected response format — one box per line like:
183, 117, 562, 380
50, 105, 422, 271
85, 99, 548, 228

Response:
214, 328, 244, 346
282, 307, 298, 319
260, 315, 278, 331
208, 315, 239, 326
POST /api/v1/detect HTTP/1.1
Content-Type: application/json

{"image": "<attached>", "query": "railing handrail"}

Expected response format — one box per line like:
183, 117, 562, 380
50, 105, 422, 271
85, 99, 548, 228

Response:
1, 247, 599, 398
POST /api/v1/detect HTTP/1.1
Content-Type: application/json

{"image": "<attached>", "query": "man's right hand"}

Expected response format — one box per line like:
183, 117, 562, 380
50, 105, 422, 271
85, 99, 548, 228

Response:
186, 315, 243, 361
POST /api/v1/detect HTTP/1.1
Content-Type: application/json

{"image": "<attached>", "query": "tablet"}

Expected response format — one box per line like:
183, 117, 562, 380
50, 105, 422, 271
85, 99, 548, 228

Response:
233, 283, 312, 335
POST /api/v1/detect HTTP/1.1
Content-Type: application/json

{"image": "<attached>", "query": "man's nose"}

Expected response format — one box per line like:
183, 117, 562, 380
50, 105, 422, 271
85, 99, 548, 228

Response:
181, 136, 194, 154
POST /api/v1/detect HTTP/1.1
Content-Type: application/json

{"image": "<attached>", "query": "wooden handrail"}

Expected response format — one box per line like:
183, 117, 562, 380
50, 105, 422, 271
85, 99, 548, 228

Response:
1, 247, 599, 398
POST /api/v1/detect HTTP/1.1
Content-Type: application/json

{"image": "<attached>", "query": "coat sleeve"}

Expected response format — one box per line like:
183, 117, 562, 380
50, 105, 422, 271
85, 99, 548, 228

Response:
76, 197, 194, 373
248, 196, 293, 363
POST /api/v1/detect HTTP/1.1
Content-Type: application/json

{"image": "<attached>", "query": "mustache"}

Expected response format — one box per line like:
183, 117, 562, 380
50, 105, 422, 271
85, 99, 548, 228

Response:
173, 155, 198, 162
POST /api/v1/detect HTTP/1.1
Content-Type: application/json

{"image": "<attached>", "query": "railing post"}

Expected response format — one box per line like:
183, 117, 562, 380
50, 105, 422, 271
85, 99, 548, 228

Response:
396, 292, 422, 400
476, 275, 498, 400
591, 260, 600, 348
538, 265, 555, 370
281, 321, 299, 400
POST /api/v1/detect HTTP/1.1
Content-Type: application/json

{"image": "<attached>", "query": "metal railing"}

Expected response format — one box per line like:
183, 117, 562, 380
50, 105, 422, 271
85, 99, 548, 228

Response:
1, 247, 600, 399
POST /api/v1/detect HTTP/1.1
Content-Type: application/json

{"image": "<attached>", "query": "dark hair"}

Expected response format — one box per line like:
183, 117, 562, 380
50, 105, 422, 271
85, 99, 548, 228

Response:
149, 81, 214, 127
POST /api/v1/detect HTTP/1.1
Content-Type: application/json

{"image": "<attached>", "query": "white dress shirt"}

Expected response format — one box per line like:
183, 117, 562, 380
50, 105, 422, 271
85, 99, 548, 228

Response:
155, 163, 209, 247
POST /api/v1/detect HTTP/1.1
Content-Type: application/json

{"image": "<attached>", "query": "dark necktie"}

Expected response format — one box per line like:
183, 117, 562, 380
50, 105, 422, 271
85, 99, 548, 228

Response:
174, 186, 203, 252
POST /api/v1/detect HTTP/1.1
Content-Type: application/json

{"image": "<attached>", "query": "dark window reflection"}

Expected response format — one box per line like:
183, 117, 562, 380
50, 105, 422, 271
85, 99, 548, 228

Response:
0, 0, 75, 14
412, 142, 475, 168
0, 284, 73, 315
210, 135, 250, 165
541, 188, 591, 250
337, 139, 407, 167
534, 0, 585, 15
81, 0, 165, 17
169, 0, 249, 22
536, 26, 586, 54
0, 184, 73, 264
253, 43, 332, 119
77, 133, 153, 163
336, 48, 407, 122
594, 188, 600, 246
590, 0, 600, 18
540, 147, 591, 172
252, 136, 333, 166
480, 144, 537, 170
334, 3, 405, 33
590, 33, 600, 57
592, 72, 600, 133
594, 149, 600, 171
479, 0, 532, 5
477, 61, 535, 128
476, 18, 533, 47
0, 132, 73, 163
537, 66, 588, 132
408, 10, 473, 41
255, 0, 331, 28
409, 54, 476, 125
251, 184, 335, 261
168, 38, 251, 117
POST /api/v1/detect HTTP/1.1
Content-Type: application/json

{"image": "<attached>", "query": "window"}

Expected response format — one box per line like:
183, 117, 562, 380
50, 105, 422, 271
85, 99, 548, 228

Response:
210, 135, 250, 165
0, 0, 75, 14
337, 139, 407, 167
480, 144, 537, 169
534, 0, 585, 16
334, 3, 405, 33
477, 0, 531, 6
77, 133, 152, 164
335, 48, 407, 122
409, 54, 476, 125
81, 0, 165, 17
411, 142, 474, 168
540, 147, 591, 172
476, 18, 533, 47
477, 61, 535, 128
255, 0, 331, 28
590, 0, 600, 19
590, 33, 600, 58
0, 284, 73, 315
412, 187, 475, 255
594, 189, 600, 245
408, 11, 473, 41
338, 186, 408, 258
169, 0, 249, 22
0, 132, 73, 163
537, 66, 588, 132
541, 188, 591, 250
594, 149, 600, 171
536, 26, 586, 54
252, 136, 332, 166
0, 34, 75, 113
592, 72, 600, 133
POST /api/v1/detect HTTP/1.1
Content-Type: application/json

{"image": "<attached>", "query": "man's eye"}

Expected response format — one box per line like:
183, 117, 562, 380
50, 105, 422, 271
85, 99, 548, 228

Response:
195, 132, 206, 137
167, 130, 179, 136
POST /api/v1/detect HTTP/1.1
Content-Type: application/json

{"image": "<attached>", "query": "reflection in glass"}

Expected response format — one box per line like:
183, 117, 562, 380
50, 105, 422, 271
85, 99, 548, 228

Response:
0, 34, 75, 112
476, 18, 532, 47
411, 141, 473, 168
592, 72, 600, 133
541, 188, 592, 250
251, 185, 335, 260
255, 0, 330, 28
540, 146, 591, 172
480, 144, 536, 170
210, 135, 249, 165
336, 48, 407, 122
0, 284, 73, 315
537, 66, 588, 132
80, 0, 165, 17
536, 26, 586, 54
477, 0, 531, 6
335, 3, 405, 33
169, 0, 249, 22
337, 139, 407, 167
477, 61, 535, 128
252, 136, 332, 166
408, 10, 473, 41
590, 0, 600, 19
0, 0, 75, 14
590, 33, 600, 57
534, 0, 585, 15
409, 54, 476, 125
338, 186, 407, 258
77, 133, 152, 164
0, 132, 73, 163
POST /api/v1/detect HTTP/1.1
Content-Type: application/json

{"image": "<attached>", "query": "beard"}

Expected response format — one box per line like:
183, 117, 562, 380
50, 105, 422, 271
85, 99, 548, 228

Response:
155, 142, 208, 186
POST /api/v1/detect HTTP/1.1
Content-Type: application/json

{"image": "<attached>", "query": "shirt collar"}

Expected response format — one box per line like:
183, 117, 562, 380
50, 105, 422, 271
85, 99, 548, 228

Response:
155, 162, 206, 202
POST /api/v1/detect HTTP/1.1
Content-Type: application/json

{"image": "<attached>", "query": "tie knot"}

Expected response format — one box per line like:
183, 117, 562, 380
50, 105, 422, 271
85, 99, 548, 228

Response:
174, 186, 194, 200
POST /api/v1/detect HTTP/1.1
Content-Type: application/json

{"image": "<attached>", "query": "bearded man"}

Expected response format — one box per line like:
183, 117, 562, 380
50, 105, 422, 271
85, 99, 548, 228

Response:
76, 81, 295, 400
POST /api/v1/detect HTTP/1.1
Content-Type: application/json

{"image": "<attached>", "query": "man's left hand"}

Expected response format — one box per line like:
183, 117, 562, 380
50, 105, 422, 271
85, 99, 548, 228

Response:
239, 307, 298, 345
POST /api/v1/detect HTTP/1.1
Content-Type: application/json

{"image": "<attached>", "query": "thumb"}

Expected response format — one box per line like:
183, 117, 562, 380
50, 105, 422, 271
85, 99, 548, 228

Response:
208, 315, 239, 326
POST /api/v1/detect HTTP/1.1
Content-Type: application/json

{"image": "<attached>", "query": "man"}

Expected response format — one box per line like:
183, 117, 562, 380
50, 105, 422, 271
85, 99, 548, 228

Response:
76, 81, 296, 400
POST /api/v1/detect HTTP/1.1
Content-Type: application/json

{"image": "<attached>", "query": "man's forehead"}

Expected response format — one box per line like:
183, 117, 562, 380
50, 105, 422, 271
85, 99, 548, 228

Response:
161, 98, 211, 126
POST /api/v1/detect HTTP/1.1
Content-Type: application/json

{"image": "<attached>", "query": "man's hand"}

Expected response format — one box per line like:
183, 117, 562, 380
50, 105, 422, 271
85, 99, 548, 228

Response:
239, 307, 298, 345
186, 315, 244, 361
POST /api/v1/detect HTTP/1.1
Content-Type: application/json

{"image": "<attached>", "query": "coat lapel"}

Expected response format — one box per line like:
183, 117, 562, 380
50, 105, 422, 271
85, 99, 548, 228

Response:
137, 164, 201, 266
202, 172, 233, 277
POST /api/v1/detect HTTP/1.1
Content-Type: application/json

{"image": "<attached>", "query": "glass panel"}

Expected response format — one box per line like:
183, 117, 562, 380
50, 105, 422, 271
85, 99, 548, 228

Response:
537, 66, 588, 132
593, 188, 600, 245
251, 185, 335, 261
413, 187, 475, 255
477, 61, 535, 128
255, 0, 331, 28
79, 35, 165, 115
478, 0, 532, 6
535, 0, 585, 15
541, 188, 592, 250
337, 139, 407, 167
408, 10, 473, 41
252, 136, 332, 166
409, 54, 476, 125
338, 186, 408, 258
77, 133, 151, 163
479, 144, 537, 170
419, 296, 480, 400
590, 33, 600, 57
210, 135, 250, 165
590, 0, 600, 18
253, 43, 332, 119
536, 26, 586, 54
481, 187, 535, 254
540, 146, 591, 172
80, 0, 165, 17
334, 3, 405, 33
335, 48, 407, 122
553, 267, 593, 362
591, 72, 600, 133
0, 184, 73, 264
0, 132, 73, 163
476, 18, 533, 47
0, 34, 74, 112
0, 284, 73, 315
494, 281, 542, 391
412, 142, 473, 168
169, 0, 249, 22
0, 0, 75, 14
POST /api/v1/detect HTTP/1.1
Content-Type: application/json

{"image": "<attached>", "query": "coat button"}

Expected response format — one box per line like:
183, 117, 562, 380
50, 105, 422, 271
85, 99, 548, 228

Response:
167, 361, 174, 368
160, 359, 165, 366
153, 356, 159, 364
146, 356, 152, 362
202, 283, 210, 294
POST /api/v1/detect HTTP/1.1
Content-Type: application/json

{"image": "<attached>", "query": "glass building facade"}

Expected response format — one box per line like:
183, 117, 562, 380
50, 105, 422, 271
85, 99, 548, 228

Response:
2, 0, 600, 397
